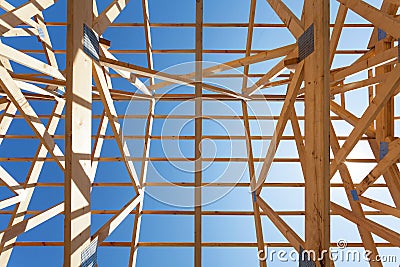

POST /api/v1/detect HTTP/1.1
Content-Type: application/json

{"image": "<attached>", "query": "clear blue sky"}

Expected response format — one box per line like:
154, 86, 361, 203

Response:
0, 0, 399, 266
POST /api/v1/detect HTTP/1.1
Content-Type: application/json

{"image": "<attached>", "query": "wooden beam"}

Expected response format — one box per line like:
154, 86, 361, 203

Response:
129, 99, 154, 267
330, 122, 382, 267
330, 66, 400, 178
0, 65, 65, 170
330, 100, 376, 138
35, 12, 59, 71
337, 0, 400, 39
92, 194, 142, 244
0, 196, 21, 211
367, 0, 398, 49
194, 1, 203, 266
90, 110, 108, 181
64, 0, 93, 265
330, 72, 388, 95
93, 62, 140, 192
330, 4, 348, 66
0, 103, 17, 146
331, 46, 397, 83
265, 0, 304, 39
254, 62, 304, 193
0, 0, 55, 36
357, 139, 400, 194
149, 43, 296, 91
0, 203, 63, 246
0, 0, 39, 29
242, 99, 266, 267
0, 100, 65, 266
93, 0, 131, 35
99, 45, 151, 95
0, 166, 24, 196
358, 196, 400, 218
257, 196, 305, 250
244, 48, 298, 96
303, 0, 330, 266
0, 42, 65, 80
331, 202, 400, 247
99, 56, 249, 100
142, 0, 154, 85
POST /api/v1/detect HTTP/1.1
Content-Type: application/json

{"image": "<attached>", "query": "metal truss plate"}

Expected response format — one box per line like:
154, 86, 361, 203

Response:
83, 24, 99, 61
81, 236, 98, 267
298, 24, 314, 62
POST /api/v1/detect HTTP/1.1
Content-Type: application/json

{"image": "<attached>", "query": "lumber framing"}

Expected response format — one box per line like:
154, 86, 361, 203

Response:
303, 1, 330, 266
0, 0, 399, 266
64, 0, 93, 266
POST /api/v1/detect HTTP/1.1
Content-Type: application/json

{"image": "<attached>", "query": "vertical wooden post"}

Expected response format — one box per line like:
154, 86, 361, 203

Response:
304, 0, 330, 266
194, 0, 203, 266
64, 0, 93, 266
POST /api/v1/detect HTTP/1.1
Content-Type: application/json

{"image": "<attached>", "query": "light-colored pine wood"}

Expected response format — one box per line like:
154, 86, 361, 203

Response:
303, 1, 330, 266
64, 0, 93, 265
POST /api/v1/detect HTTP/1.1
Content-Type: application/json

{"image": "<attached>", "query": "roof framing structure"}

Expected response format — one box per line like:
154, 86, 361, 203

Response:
0, 0, 399, 266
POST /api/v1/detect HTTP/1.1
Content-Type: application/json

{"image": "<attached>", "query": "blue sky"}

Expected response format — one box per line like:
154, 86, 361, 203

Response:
0, 0, 400, 266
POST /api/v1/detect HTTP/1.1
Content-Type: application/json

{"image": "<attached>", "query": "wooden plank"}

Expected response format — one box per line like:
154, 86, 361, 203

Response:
149, 43, 296, 91
35, 12, 59, 70
367, 0, 399, 49
330, 101, 376, 138
337, 0, 400, 39
0, 65, 65, 170
0, 100, 65, 266
0, 0, 39, 29
90, 110, 108, 181
330, 72, 388, 95
93, 62, 140, 192
0, 103, 17, 146
242, 99, 266, 267
240, 7, 265, 264
99, 56, 249, 100
331, 202, 400, 247
2, 28, 38, 37
256, 196, 305, 250
244, 48, 298, 96
265, 0, 304, 39
359, 196, 400, 218
93, 0, 131, 35
129, 99, 154, 267
142, 0, 154, 85
0, 42, 65, 80
0, 166, 24, 196
254, 62, 304, 193
0, 203, 64, 246
330, 123, 382, 267
0, 0, 55, 36
330, 4, 348, 66
0, 196, 21, 210
64, 0, 93, 265
194, 1, 203, 266
99, 46, 151, 95
289, 108, 306, 174
331, 46, 397, 82
92, 194, 142, 244
241, 0, 257, 92
303, 0, 330, 266
357, 139, 400, 194
330, 66, 400, 178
